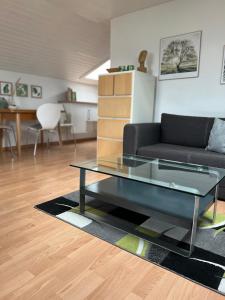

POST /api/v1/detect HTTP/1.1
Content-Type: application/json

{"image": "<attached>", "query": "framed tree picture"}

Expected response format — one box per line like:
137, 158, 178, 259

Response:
159, 31, 202, 80
0, 81, 13, 96
221, 46, 225, 84
31, 85, 42, 98
16, 83, 28, 97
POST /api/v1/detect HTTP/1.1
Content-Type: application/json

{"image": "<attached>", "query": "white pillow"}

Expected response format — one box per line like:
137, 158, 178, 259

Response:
206, 118, 225, 154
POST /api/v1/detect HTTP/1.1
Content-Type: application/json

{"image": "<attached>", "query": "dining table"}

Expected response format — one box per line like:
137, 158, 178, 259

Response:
0, 108, 38, 156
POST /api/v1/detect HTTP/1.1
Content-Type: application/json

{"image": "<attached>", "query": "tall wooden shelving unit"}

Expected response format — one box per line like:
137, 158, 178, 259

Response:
97, 70, 155, 158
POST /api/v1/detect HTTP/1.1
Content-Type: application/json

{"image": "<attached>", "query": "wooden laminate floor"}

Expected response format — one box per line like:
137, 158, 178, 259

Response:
0, 141, 224, 300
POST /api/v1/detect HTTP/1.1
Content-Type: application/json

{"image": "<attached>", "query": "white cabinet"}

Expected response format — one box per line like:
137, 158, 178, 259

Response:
97, 71, 155, 157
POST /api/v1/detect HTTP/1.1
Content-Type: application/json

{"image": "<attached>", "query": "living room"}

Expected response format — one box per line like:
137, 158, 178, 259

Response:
1, 0, 225, 299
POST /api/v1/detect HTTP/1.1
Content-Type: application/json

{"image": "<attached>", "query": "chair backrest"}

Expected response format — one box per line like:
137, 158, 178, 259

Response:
37, 103, 61, 130
60, 111, 72, 124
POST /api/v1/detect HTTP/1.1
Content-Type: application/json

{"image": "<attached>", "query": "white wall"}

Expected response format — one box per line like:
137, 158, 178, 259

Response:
111, 0, 225, 121
0, 69, 98, 143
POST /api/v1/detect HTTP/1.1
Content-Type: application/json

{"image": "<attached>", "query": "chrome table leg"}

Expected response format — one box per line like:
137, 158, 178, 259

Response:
189, 196, 200, 256
79, 169, 86, 214
212, 185, 218, 224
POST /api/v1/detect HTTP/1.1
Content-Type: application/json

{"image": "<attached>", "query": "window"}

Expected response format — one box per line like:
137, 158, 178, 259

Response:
85, 60, 111, 81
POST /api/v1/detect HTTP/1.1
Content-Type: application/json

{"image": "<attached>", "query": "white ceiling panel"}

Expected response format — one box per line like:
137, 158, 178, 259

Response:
0, 0, 173, 84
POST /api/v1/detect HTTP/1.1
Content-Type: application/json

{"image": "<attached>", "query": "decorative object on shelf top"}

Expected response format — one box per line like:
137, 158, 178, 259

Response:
66, 88, 77, 102
120, 65, 135, 71
107, 65, 135, 73
137, 50, 148, 73
107, 67, 120, 73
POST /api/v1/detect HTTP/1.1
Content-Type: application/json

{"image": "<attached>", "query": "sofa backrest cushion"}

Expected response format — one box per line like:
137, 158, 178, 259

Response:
160, 113, 214, 148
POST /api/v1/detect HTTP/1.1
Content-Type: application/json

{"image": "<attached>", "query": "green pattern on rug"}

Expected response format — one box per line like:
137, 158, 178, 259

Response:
136, 225, 160, 238
71, 205, 107, 217
199, 210, 225, 229
116, 234, 149, 256
35, 193, 225, 296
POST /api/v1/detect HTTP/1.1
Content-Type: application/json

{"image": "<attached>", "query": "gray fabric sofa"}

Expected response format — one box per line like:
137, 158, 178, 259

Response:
123, 113, 225, 200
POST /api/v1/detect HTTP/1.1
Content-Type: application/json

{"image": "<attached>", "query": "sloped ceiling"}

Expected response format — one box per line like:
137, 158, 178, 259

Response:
0, 0, 173, 84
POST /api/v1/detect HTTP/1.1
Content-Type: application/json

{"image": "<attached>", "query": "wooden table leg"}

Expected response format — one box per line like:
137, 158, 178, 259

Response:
16, 112, 21, 156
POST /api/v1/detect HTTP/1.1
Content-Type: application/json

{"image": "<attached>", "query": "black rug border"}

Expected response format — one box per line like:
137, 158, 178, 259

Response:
34, 196, 225, 298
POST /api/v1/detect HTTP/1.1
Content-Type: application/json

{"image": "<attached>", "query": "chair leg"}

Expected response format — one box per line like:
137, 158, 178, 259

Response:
10, 125, 17, 146
34, 131, 40, 156
26, 128, 30, 146
58, 129, 62, 146
73, 127, 76, 148
67, 126, 69, 142
46, 131, 50, 149
5, 129, 14, 158
10, 127, 16, 157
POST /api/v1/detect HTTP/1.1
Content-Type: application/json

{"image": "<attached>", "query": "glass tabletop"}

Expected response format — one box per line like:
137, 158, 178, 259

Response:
70, 155, 225, 197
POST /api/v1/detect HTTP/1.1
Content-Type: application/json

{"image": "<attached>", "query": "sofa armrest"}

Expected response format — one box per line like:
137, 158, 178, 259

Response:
123, 123, 161, 155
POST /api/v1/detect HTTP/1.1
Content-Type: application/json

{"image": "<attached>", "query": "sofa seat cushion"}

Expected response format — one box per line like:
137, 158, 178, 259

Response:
160, 113, 214, 148
137, 143, 225, 188
185, 148, 225, 189
137, 143, 192, 163
188, 147, 225, 168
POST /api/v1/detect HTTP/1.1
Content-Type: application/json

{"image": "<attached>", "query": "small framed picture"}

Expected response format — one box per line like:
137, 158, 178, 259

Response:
31, 85, 42, 98
16, 83, 28, 97
0, 81, 13, 96
159, 31, 202, 80
221, 46, 225, 84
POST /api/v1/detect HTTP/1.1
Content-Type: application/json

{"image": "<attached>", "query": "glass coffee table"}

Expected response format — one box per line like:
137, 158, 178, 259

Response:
71, 155, 225, 257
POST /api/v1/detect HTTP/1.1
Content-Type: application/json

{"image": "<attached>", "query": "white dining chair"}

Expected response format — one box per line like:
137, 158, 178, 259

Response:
27, 103, 61, 156
0, 125, 16, 157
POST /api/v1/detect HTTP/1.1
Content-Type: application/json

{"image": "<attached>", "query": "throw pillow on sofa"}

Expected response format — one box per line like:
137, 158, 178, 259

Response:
206, 118, 225, 154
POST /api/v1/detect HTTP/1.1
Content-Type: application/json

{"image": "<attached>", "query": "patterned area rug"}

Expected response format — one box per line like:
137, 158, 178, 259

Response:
35, 191, 225, 296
